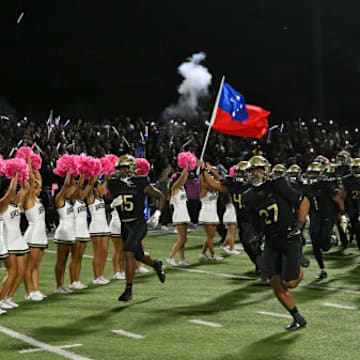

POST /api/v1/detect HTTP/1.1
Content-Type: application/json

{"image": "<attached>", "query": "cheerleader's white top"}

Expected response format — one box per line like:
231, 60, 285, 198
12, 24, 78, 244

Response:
74, 199, 90, 240
198, 190, 219, 224
170, 187, 191, 225
54, 200, 76, 242
88, 196, 109, 235
24, 201, 48, 246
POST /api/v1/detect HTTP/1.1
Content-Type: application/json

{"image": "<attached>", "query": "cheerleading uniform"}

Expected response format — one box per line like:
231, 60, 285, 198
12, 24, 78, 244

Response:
0, 215, 8, 260
24, 201, 48, 248
198, 190, 219, 225
54, 200, 76, 245
2, 202, 29, 255
223, 202, 237, 225
74, 199, 90, 242
109, 209, 121, 238
170, 187, 191, 225
88, 196, 110, 236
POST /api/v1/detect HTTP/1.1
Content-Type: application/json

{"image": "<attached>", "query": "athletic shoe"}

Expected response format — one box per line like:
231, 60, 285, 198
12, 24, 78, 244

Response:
112, 272, 126, 280
228, 249, 241, 255
178, 260, 191, 266
100, 276, 110, 284
25, 292, 44, 301
153, 260, 166, 283
4, 298, 19, 308
0, 308, 6, 315
35, 291, 47, 298
112, 272, 122, 279
161, 225, 169, 231
69, 281, 80, 289
199, 254, 209, 261
92, 277, 108, 285
0, 300, 13, 309
315, 270, 327, 280
77, 281, 88, 289
136, 266, 150, 274
285, 317, 307, 331
166, 258, 177, 266
219, 245, 226, 251
55, 285, 73, 294
234, 244, 242, 250
118, 288, 132, 302
210, 255, 224, 261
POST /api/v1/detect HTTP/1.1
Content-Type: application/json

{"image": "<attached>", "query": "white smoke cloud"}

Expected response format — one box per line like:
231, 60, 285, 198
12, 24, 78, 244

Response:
163, 52, 212, 121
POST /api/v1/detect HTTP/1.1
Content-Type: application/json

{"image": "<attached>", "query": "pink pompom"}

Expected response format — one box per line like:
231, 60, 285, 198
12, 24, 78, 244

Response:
135, 158, 150, 176
16, 147, 33, 159
229, 165, 236, 178
187, 154, 197, 170
54, 154, 78, 177
4, 158, 29, 183
171, 173, 178, 181
178, 152, 190, 168
100, 154, 118, 175
76, 155, 96, 179
30, 153, 42, 171
91, 158, 102, 177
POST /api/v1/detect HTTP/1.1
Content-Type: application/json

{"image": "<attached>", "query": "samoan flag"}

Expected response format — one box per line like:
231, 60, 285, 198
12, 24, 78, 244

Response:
211, 82, 269, 138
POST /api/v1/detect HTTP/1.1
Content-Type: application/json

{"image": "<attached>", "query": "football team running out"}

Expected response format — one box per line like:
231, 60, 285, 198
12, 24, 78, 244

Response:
0, 148, 359, 331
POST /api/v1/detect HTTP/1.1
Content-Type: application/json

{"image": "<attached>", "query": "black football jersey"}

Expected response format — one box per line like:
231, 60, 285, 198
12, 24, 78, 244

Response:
107, 176, 150, 221
343, 174, 360, 216
243, 178, 303, 236
302, 180, 339, 219
222, 178, 251, 223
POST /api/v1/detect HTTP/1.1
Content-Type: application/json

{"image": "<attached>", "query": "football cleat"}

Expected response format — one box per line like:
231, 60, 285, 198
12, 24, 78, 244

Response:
153, 260, 166, 283
118, 288, 132, 302
285, 320, 307, 331
315, 270, 327, 280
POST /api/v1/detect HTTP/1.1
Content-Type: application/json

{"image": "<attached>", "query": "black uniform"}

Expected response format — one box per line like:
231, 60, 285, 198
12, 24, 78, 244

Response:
302, 180, 339, 269
222, 178, 262, 268
107, 176, 149, 261
343, 174, 360, 249
243, 178, 304, 281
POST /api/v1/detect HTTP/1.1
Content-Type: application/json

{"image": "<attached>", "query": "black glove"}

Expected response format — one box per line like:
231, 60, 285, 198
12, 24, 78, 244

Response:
287, 220, 304, 238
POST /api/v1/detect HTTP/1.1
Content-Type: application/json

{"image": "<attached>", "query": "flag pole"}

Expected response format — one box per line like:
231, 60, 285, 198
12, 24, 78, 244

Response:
199, 75, 225, 161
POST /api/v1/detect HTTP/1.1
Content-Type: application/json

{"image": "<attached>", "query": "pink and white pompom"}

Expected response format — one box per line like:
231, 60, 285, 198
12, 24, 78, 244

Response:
16, 146, 33, 160
100, 154, 118, 175
54, 154, 78, 177
177, 152, 197, 170
74, 155, 94, 179
229, 165, 236, 178
0, 155, 4, 177
91, 158, 103, 178
30, 153, 42, 171
4, 158, 29, 183
135, 158, 150, 176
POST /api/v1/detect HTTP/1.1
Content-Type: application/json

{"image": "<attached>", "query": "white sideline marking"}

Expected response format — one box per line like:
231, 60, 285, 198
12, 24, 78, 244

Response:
0, 326, 91, 360
112, 329, 145, 339
189, 319, 223, 328
19, 344, 83, 354
257, 311, 292, 319
46, 249, 360, 295
323, 302, 356, 310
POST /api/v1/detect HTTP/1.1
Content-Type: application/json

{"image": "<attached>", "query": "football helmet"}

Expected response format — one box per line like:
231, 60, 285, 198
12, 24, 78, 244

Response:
336, 150, 351, 166
115, 155, 137, 179
306, 162, 323, 184
314, 155, 329, 169
247, 156, 271, 187
350, 158, 360, 178
286, 164, 302, 182
234, 161, 248, 183
270, 164, 286, 180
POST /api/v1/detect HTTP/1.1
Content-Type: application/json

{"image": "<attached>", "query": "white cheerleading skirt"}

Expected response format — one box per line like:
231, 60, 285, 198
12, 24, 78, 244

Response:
75, 218, 90, 241
223, 203, 237, 225
89, 216, 110, 236
6, 234, 29, 254
24, 223, 48, 248
0, 236, 8, 259
172, 205, 191, 225
55, 219, 75, 244
198, 204, 219, 225
109, 216, 121, 237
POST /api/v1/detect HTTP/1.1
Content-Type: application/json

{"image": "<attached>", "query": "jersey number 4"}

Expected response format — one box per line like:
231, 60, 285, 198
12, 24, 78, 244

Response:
259, 203, 279, 224
119, 195, 134, 212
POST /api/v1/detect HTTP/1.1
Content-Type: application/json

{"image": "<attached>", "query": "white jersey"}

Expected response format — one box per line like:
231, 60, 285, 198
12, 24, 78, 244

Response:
198, 190, 219, 224
1, 202, 29, 254
88, 196, 109, 235
170, 187, 191, 225
54, 200, 76, 243
109, 209, 121, 236
74, 199, 90, 240
0, 215, 7, 259
223, 202, 237, 225
24, 201, 48, 247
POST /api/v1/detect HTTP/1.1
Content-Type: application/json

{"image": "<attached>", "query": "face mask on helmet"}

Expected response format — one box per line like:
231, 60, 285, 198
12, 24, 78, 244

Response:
286, 164, 301, 182
336, 151, 351, 166
351, 158, 360, 178
234, 169, 246, 183
247, 156, 270, 187
115, 155, 136, 180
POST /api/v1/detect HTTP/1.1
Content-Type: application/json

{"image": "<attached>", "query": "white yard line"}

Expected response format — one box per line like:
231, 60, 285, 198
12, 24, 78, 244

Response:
19, 344, 83, 354
189, 319, 223, 328
323, 302, 356, 310
112, 329, 145, 339
256, 311, 292, 319
0, 326, 91, 360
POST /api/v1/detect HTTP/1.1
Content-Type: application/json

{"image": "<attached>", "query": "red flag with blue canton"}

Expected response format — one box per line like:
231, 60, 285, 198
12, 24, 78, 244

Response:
211, 82, 269, 138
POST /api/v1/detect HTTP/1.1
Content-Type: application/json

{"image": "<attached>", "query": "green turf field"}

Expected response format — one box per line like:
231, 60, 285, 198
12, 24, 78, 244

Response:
0, 230, 359, 360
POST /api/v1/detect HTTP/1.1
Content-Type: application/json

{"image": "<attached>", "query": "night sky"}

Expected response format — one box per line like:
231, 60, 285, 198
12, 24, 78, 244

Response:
1, 1, 360, 126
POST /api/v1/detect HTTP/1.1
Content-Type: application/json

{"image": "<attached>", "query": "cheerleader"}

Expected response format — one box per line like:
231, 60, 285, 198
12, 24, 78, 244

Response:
167, 167, 192, 266
198, 161, 223, 261
220, 194, 240, 255
0, 174, 19, 313
69, 174, 94, 290
88, 176, 110, 284
0, 175, 30, 310
109, 205, 125, 280
54, 172, 81, 294
23, 165, 48, 301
